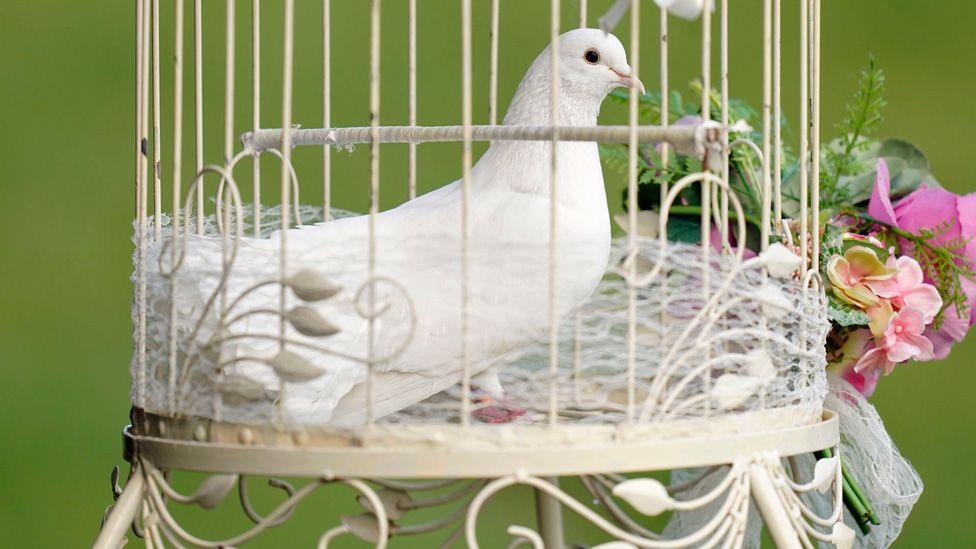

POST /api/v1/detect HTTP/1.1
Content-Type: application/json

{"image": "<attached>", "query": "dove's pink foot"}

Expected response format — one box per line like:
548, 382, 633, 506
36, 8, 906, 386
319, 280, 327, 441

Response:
471, 395, 526, 424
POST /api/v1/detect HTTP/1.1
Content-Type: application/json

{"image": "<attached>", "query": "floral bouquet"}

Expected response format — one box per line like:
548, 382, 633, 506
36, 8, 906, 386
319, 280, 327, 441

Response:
601, 58, 975, 541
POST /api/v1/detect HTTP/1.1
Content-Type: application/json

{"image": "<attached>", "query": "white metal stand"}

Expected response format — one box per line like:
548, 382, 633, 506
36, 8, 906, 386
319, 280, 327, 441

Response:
94, 409, 855, 548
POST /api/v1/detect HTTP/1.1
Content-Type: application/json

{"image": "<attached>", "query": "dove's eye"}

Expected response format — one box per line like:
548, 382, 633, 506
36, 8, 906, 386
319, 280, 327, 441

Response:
583, 49, 600, 64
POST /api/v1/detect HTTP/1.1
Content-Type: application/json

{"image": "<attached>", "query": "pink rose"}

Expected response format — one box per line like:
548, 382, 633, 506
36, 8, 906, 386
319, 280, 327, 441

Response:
867, 158, 976, 357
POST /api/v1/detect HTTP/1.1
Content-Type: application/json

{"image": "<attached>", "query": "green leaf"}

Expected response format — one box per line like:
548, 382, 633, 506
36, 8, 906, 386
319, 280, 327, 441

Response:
667, 217, 702, 244
821, 224, 844, 259
827, 294, 871, 327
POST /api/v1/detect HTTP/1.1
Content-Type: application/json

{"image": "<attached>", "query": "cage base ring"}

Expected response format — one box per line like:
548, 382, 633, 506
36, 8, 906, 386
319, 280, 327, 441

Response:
124, 408, 838, 478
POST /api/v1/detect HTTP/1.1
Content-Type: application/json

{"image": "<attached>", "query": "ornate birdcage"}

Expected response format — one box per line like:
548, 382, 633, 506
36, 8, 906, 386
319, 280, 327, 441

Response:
97, 0, 856, 547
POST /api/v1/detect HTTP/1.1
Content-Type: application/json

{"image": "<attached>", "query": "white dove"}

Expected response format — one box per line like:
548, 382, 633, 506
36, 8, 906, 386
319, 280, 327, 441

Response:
155, 28, 644, 426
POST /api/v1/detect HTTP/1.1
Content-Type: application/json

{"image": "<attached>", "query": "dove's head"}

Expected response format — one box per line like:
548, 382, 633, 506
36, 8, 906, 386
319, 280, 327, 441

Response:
504, 28, 644, 125
555, 28, 645, 98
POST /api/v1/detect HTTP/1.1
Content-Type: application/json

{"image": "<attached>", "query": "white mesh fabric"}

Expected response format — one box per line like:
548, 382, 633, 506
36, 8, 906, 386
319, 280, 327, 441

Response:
133, 207, 829, 432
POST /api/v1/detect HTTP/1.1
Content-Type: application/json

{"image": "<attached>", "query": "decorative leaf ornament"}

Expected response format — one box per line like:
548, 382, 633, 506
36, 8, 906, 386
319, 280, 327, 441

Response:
760, 243, 802, 279
285, 306, 340, 337
356, 488, 412, 520
611, 478, 674, 516
286, 270, 342, 302
653, 0, 707, 21
340, 514, 382, 543
191, 474, 238, 509
214, 374, 266, 405
745, 349, 776, 381
268, 350, 326, 383
613, 210, 660, 238
711, 374, 759, 409
757, 284, 792, 319
813, 456, 839, 494
831, 521, 857, 549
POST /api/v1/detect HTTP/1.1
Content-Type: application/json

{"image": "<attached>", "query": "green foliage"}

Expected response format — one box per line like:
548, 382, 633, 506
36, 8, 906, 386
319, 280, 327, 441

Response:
603, 84, 765, 241
781, 58, 927, 218
878, 220, 976, 329
824, 55, 888, 193
827, 294, 872, 327
601, 61, 964, 335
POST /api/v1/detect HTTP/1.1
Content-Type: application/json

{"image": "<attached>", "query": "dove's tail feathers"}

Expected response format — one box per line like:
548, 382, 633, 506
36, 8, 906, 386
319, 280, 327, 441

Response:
326, 369, 464, 427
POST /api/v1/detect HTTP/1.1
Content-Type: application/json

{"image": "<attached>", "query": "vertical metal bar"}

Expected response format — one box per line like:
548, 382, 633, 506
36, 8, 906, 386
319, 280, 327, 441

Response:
749, 463, 803, 548
224, 0, 235, 167
773, 0, 782, 231
323, 0, 332, 217
810, 0, 821, 271
279, 0, 295, 417
757, 0, 775, 411
799, 0, 809, 273
544, 5, 565, 528
408, 0, 417, 198
719, 0, 729, 247
488, 0, 499, 126
252, 0, 262, 236
139, 0, 151, 408
168, 0, 184, 412
657, 3, 670, 422
547, 0, 561, 426
141, 0, 151, 236
460, 0, 473, 427
92, 466, 146, 549
218, 0, 235, 416
535, 479, 565, 549
134, 0, 147, 406
761, 0, 772, 250
625, 0, 640, 423
701, 0, 713, 417
194, 0, 204, 233
572, 0, 586, 409
367, 0, 381, 425
151, 0, 162, 241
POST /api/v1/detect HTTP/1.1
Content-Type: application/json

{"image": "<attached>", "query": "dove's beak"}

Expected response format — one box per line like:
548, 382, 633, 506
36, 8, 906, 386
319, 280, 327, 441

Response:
610, 66, 646, 96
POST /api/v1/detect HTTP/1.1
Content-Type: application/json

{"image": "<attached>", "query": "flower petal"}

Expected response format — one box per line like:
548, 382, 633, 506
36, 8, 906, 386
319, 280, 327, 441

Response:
925, 303, 970, 359
863, 277, 900, 299
846, 246, 888, 278
854, 346, 889, 374
895, 256, 925, 289
903, 284, 943, 324
867, 159, 898, 225
896, 307, 926, 334
902, 332, 935, 361
842, 366, 881, 398
958, 193, 976, 264
867, 300, 894, 338
885, 341, 919, 364
840, 284, 881, 309
894, 187, 962, 247
826, 256, 851, 289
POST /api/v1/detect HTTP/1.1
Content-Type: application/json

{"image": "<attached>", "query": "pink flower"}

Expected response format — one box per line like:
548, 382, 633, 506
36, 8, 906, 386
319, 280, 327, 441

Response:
867, 158, 976, 357
708, 224, 757, 259
854, 307, 935, 375
864, 255, 943, 323
828, 328, 881, 397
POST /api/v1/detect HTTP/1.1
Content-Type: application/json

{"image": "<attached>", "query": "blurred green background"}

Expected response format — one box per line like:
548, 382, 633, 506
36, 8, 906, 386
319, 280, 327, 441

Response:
2, 0, 974, 546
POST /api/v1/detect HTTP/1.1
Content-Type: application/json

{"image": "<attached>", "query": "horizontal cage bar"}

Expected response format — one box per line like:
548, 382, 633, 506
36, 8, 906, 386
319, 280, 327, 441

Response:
241, 123, 707, 153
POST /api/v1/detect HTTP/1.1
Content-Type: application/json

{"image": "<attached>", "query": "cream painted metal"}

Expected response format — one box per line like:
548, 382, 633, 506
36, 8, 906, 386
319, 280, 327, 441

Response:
122, 409, 838, 479
98, 0, 846, 547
